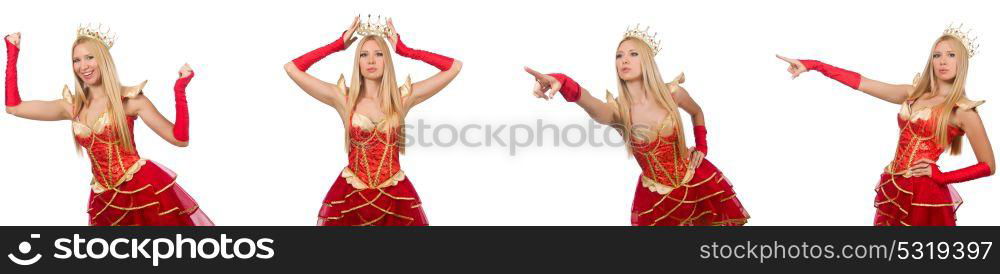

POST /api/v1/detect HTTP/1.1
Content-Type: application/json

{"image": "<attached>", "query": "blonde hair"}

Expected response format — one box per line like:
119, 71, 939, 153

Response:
909, 35, 971, 155
344, 35, 407, 153
69, 37, 135, 153
612, 37, 688, 156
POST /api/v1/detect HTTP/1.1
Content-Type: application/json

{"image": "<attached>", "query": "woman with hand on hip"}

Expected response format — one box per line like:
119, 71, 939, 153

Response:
776, 25, 994, 226
524, 25, 749, 226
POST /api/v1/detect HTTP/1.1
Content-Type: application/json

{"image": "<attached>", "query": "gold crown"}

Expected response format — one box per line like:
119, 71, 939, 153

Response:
77, 23, 117, 48
355, 14, 393, 38
623, 24, 661, 56
943, 23, 979, 58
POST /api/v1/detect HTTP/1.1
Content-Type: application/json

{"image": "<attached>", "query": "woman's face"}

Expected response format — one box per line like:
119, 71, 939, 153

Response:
72, 44, 102, 86
358, 39, 386, 80
932, 40, 960, 81
616, 39, 643, 82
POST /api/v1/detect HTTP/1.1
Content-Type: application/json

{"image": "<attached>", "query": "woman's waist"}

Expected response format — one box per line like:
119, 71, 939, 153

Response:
638, 166, 696, 193
885, 149, 942, 174
83, 143, 142, 168
89, 158, 176, 194
635, 158, 690, 181
340, 166, 406, 190
883, 158, 941, 177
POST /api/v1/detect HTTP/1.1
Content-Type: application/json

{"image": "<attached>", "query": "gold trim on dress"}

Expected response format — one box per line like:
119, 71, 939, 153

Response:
73, 111, 112, 136
62, 85, 74, 106
685, 172, 719, 188
712, 218, 750, 226
666, 190, 725, 204
665, 73, 685, 94
956, 98, 985, 111
351, 113, 395, 132
400, 75, 412, 98
604, 91, 622, 124
337, 74, 348, 97
159, 207, 180, 216
159, 205, 200, 216
341, 167, 405, 190
640, 168, 696, 194
912, 201, 963, 207
112, 184, 151, 195
325, 200, 346, 207
91, 158, 148, 194
108, 201, 160, 211
122, 80, 148, 99
154, 179, 178, 195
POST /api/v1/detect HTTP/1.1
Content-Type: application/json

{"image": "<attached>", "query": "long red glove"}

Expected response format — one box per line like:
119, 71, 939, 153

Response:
693, 125, 708, 155
800, 60, 861, 90
172, 72, 193, 142
546, 73, 581, 102
5, 37, 21, 107
931, 162, 992, 185
292, 34, 347, 71
394, 35, 454, 71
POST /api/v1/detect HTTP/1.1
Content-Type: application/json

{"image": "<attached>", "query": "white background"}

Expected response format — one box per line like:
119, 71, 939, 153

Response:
0, 0, 996, 225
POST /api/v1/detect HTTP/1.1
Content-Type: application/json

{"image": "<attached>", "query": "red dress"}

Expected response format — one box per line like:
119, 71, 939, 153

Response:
317, 113, 428, 226
73, 107, 212, 226
627, 117, 750, 226
873, 101, 974, 226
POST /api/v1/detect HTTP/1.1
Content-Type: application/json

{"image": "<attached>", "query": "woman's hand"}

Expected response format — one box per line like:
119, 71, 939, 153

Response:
386, 18, 399, 50
342, 16, 360, 47
178, 63, 193, 78
523, 67, 562, 100
688, 148, 705, 170
905, 158, 935, 178
5, 32, 20, 48
776, 55, 807, 79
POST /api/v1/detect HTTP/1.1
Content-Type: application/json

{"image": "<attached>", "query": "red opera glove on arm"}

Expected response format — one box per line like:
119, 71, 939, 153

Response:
172, 72, 194, 142
546, 73, 581, 102
292, 33, 348, 71
693, 125, 708, 155
394, 35, 454, 71
5, 38, 22, 106
931, 162, 992, 185
799, 60, 861, 90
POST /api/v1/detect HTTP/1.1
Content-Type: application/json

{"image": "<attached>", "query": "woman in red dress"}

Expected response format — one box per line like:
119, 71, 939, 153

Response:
284, 16, 462, 226
524, 25, 749, 226
777, 25, 995, 226
4, 27, 212, 226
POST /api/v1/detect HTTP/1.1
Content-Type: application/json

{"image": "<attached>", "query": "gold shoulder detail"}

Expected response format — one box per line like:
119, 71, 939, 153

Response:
666, 72, 685, 94
337, 74, 348, 97
122, 80, 148, 99
605, 90, 623, 123
400, 75, 413, 97
61, 85, 74, 105
605, 90, 619, 113
956, 98, 985, 111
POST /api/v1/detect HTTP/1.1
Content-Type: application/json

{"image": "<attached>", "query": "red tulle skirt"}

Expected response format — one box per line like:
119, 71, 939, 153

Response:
874, 173, 961, 226
631, 159, 750, 226
317, 175, 428, 226
87, 161, 213, 226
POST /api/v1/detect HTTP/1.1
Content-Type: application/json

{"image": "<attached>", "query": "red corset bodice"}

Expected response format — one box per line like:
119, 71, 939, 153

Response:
344, 113, 403, 189
631, 132, 692, 189
887, 104, 963, 174
72, 112, 145, 192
